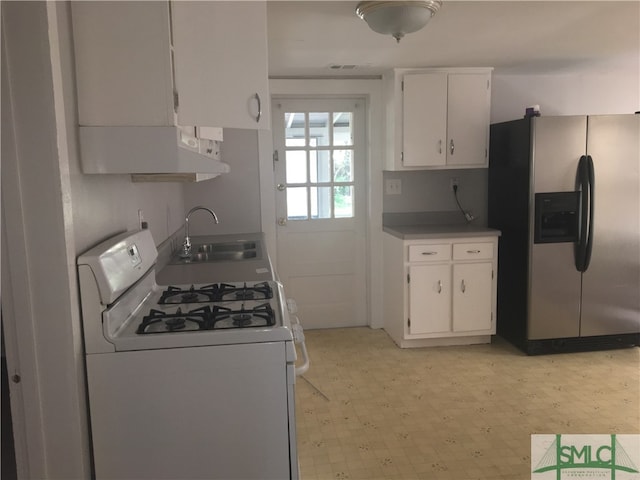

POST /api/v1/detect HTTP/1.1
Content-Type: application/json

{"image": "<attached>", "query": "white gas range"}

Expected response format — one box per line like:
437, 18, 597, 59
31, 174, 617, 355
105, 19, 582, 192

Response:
77, 229, 305, 480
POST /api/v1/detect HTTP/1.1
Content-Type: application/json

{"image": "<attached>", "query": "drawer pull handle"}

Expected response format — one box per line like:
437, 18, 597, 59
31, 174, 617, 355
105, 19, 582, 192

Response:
461, 279, 466, 293
466, 249, 481, 254
422, 251, 437, 256
437, 280, 442, 294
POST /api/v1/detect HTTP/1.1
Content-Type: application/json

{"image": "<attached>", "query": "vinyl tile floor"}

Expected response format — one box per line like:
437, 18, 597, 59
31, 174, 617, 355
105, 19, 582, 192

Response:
294, 328, 640, 480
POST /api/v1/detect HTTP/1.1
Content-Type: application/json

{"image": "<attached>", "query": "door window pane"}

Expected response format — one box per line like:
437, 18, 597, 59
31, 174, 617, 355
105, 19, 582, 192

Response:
333, 112, 353, 146
310, 150, 331, 183
310, 112, 330, 146
286, 150, 307, 184
311, 187, 332, 219
282, 109, 356, 221
334, 186, 353, 218
333, 150, 353, 182
285, 112, 306, 147
287, 187, 308, 220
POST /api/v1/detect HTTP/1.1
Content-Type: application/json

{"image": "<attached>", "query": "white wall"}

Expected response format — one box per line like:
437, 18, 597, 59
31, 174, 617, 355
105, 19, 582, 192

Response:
383, 169, 488, 224
491, 66, 639, 124
183, 129, 262, 236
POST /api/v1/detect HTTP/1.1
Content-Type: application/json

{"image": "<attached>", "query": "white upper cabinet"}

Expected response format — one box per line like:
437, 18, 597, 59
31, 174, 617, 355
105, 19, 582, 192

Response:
71, 1, 269, 131
72, 1, 176, 126
446, 73, 492, 167
402, 73, 448, 167
171, 1, 270, 130
384, 68, 492, 170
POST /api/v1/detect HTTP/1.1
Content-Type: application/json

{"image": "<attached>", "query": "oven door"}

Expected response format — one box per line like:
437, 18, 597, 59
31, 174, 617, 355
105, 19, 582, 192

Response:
86, 342, 293, 479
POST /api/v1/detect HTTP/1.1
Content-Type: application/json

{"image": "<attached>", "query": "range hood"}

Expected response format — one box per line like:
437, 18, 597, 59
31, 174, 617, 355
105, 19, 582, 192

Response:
78, 126, 230, 182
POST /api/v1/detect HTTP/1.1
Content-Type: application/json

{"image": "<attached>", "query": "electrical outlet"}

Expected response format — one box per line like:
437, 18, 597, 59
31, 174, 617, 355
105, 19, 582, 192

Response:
385, 179, 402, 195
138, 209, 147, 230
450, 177, 459, 191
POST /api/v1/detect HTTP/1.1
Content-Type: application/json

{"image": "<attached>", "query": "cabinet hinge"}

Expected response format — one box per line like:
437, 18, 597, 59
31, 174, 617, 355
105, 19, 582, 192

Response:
407, 273, 410, 283
173, 91, 179, 110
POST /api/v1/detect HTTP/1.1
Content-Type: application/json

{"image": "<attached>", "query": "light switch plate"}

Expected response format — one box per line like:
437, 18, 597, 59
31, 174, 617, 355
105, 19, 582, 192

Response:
385, 179, 402, 195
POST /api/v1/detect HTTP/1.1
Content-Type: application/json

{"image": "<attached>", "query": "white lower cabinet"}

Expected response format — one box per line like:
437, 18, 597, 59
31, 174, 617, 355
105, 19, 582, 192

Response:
384, 234, 498, 348
408, 264, 451, 335
452, 262, 493, 332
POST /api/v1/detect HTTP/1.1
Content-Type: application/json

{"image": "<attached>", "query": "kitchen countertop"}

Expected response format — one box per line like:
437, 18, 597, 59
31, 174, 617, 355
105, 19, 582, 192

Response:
155, 232, 276, 285
383, 224, 502, 240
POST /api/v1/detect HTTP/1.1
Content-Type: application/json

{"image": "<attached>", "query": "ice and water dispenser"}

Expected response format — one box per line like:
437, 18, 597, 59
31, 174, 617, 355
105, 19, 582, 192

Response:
534, 192, 580, 244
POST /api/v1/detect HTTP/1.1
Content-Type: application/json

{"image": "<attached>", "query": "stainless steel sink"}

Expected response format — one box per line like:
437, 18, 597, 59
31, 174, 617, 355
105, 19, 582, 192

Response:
196, 241, 257, 253
170, 240, 260, 264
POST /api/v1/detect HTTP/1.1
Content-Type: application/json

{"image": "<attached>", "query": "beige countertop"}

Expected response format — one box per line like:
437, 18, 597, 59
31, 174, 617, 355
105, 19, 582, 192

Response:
383, 224, 502, 240
155, 232, 276, 285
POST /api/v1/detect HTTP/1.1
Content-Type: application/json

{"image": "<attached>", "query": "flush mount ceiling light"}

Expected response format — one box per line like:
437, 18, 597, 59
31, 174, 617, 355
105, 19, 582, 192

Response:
355, 1, 442, 43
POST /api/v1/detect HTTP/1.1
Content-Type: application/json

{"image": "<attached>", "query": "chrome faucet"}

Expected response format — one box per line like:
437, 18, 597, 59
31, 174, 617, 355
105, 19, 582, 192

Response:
181, 206, 219, 257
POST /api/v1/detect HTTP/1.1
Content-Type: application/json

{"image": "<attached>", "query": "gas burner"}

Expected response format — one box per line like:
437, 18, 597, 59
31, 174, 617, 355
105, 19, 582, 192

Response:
158, 284, 218, 304
217, 282, 273, 302
232, 313, 253, 327
136, 306, 211, 334
165, 317, 186, 331
211, 303, 275, 329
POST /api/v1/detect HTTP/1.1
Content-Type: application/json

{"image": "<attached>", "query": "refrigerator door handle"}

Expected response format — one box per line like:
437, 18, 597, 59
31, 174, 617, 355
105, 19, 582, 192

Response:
575, 155, 589, 272
583, 155, 595, 271
575, 155, 595, 272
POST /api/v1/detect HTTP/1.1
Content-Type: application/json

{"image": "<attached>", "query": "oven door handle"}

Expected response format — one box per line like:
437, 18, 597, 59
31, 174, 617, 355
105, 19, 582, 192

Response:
291, 315, 310, 376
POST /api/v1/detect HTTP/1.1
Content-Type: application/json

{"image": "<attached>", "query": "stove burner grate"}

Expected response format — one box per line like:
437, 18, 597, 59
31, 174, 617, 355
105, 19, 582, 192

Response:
136, 306, 211, 334
211, 303, 276, 329
217, 282, 273, 302
157, 282, 273, 304
158, 284, 218, 304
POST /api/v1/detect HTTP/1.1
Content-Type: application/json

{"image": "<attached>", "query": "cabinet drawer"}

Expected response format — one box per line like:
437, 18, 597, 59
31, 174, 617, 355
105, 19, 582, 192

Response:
453, 242, 493, 260
408, 244, 451, 262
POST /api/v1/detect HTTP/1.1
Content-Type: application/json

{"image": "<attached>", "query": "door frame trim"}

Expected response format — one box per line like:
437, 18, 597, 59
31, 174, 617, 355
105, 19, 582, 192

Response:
263, 79, 384, 329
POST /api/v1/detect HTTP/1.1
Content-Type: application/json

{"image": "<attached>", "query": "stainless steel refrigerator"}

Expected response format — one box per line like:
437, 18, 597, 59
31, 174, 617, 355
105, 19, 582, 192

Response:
488, 114, 639, 354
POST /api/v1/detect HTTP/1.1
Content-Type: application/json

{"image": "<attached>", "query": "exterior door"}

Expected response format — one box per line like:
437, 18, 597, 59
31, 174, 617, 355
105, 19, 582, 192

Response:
272, 98, 367, 329
582, 115, 640, 336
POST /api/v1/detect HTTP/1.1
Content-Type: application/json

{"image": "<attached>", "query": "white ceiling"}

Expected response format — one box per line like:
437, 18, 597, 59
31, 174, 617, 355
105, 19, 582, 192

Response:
266, 1, 640, 77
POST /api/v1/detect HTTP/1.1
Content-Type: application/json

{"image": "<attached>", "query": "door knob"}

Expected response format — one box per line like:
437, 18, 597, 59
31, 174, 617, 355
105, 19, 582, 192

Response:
277, 184, 286, 191
277, 217, 287, 226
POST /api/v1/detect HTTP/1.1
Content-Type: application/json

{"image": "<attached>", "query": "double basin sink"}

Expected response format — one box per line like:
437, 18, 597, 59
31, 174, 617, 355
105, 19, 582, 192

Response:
170, 240, 260, 264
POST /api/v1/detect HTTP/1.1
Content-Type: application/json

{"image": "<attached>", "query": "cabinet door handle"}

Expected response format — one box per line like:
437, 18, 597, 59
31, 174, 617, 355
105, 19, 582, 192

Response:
466, 249, 481, 254
254, 93, 262, 123
461, 279, 466, 293
449, 139, 455, 155
437, 280, 442, 294
421, 251, 437, 256
438, 139, 442, 154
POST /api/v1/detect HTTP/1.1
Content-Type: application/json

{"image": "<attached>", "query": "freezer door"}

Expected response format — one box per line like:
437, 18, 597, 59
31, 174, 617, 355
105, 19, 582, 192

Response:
581, 115, 640, 336
528, 117, 585, 339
